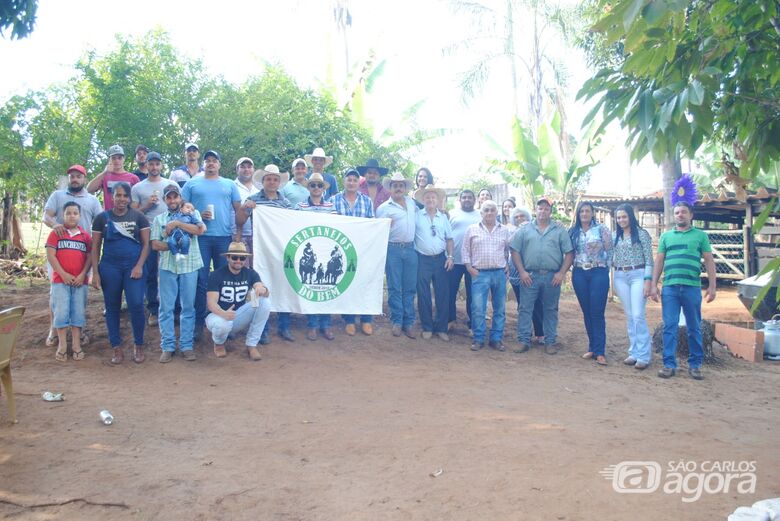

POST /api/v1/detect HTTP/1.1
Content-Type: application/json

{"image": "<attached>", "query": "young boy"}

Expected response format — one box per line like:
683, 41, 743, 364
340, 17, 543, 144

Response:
45, 201, 92, 361
166, 202, 203, 261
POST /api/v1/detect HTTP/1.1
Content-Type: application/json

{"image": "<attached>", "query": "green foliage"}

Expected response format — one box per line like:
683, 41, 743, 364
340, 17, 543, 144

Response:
0, 0, 37, 39
577, 0, 780, 178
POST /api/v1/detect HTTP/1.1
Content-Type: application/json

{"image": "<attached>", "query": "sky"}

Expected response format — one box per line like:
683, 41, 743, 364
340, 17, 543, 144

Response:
0, 0, 661, 199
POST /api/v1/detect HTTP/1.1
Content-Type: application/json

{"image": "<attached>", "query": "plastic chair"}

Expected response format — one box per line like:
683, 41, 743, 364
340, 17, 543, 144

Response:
0, 306, 25, 424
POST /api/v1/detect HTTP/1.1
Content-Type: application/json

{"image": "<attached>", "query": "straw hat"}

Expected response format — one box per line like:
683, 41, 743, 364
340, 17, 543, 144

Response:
414, 185, 447, 205
381, 172, 413, 191
304, 147, 333, 167
220, 242, 252, 257
304, 172, 330, 190
252, 164, 290, 190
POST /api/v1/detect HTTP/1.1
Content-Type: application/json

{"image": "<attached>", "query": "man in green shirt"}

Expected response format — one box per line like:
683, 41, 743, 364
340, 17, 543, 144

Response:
650, 201, 716, 380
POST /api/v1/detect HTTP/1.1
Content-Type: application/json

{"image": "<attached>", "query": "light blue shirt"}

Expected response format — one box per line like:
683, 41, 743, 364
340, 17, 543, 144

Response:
414, 209, 452, 255
181, 176, 241, 237
280, 180, 310, 207
449, 208, 482, 264
377, 196, 417, 243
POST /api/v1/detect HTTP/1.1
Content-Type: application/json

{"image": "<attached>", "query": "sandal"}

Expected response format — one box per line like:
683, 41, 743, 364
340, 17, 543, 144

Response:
55, 349, 67, 362
110, 347, 124, 365
72, 349, 85, 361
581, 351, 594, 359
133, 345, 145, 364
46, 332, 57, 347
596, 355, 608, 366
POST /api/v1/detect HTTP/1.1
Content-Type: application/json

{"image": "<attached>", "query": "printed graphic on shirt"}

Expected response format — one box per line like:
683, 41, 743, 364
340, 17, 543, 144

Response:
283, 225, 357, 302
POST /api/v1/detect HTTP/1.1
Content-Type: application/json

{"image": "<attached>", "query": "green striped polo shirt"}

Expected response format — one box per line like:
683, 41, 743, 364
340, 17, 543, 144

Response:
658, 227, 712, 286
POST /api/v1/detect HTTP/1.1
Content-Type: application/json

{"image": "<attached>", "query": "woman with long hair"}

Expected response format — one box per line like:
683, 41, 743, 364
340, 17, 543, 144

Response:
476, 188, 492, 209
569, 201, 613, 365
91, 182, 150, 364
612, 203, 654, 370
413, 167, 446, 210
499, 198, 516, 224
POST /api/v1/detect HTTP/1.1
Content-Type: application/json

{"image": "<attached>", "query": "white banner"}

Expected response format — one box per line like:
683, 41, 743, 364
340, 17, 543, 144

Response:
252, 205, 390, 314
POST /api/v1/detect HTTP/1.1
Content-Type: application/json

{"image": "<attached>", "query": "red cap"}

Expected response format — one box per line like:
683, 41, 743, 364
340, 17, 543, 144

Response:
66, 164, 87, 176
536, 196, 553, 206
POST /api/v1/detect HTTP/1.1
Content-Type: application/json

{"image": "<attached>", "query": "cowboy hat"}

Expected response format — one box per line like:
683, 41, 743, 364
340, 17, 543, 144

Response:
304, 147, 333, 167
356, 158, 389, 176
381, 172, 413, 191
414, 185, 447, 205
220, 241, 252, 257
303, 172, 330, 191
252, 164, 290, 190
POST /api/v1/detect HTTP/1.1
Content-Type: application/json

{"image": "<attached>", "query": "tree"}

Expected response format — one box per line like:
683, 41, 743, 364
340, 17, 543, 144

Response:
577, 0, 780, 225
0, 0, 37, 39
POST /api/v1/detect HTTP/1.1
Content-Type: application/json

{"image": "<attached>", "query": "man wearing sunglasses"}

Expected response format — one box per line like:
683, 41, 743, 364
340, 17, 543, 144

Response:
413, 185, 454, 341
150, 184, 206, 363
205, 242, 271, 361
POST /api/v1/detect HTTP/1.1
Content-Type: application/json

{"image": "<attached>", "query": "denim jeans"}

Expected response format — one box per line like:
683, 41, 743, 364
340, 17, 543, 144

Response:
385, 244, 418, 327
470, 269, 506, 344
306, 314, 333, 329
662, 284, 703, 369
159, 269, 198, 352
206, 298, 271, 346
50, 283, 88, 328
167, 229, 192, 255
517, 271, 561, 345
613, 268, 651, 363
572, 267, 610, 356
342, 314, 373, 325
263, 312, 292, 334
99, 260, 146, 347
417, 252, 450, 333
510, 283, 544, 336
196, 235, 232, 324
144, 249, 159, 315
448, 264, 473, 326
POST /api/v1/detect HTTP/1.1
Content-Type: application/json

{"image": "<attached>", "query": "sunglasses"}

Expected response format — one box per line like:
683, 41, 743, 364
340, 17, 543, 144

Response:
309, 183, 324, 188
430, 225, 437, 237
229, 255, 248, 261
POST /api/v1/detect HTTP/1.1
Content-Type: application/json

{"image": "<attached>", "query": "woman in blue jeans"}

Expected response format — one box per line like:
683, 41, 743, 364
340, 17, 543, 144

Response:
612, 204, 654, 370
569, 202, 613, 365
91, 182, 150, 364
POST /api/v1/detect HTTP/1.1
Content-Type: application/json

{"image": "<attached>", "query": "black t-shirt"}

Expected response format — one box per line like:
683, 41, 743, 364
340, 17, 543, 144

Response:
92, 208, 150, 241
133, 169, 148, 182
207, 265, 261, 311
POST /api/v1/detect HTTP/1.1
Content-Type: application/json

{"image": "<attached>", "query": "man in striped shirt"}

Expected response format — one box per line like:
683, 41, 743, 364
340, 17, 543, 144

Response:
650, 201, 716, 380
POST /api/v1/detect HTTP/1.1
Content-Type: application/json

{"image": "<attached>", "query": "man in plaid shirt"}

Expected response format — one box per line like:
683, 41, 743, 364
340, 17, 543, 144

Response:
333, 168, 376, 335
151, 184, 207, 363
462, 200, 514, 352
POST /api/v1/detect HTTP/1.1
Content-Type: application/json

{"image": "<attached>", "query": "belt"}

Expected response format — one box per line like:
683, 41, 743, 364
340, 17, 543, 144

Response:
388, 241, 414, 248
476, 267, 503, 272
575, 263, 607, 271
615, 264, 645, 272
527, 269, 555, 274
419, 251, 446, 257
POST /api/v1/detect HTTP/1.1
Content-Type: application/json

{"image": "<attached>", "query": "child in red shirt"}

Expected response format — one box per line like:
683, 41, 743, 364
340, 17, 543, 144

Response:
45, 201, 92, 361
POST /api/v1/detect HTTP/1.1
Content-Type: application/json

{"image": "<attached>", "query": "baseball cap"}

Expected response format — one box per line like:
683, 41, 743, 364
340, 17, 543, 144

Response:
135, 144, 149, 153
291, 158, 307, 169
163, 184, 181, 196
236, 157, 254, 168
185, 142, 199, 151
536, 196, 553, 206
203, 150, 221, 161
343, 167, 360, 179
107, 144, 125, 157
66, 165, 87, 176
147, 151, 162, 162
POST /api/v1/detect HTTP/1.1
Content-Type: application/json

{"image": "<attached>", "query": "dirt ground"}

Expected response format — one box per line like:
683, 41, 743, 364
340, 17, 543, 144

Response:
0, 281, 778, 521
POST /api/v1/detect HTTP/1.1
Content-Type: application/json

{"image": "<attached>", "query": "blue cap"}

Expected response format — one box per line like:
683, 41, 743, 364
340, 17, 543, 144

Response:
203, 150, 221, 161
147, 151, 162, 162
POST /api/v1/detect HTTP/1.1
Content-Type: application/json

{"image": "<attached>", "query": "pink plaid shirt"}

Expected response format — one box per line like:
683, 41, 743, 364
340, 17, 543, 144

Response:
462, 221, 513, 269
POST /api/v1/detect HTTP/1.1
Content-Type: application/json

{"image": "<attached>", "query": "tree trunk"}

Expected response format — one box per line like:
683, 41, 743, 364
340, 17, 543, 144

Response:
660, 154, 682, 230
1, 192, 26, 259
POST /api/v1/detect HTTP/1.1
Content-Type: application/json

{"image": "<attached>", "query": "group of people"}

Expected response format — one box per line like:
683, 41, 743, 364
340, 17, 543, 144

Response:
42, 142, 718, 380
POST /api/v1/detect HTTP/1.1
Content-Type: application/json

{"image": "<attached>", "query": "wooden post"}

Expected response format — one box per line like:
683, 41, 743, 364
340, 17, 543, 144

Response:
744, 203, 753, 277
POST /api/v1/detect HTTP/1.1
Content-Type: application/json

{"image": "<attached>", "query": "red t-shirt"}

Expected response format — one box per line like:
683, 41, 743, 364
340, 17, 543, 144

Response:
102, 171, 140, 210
45, 227, 92, 283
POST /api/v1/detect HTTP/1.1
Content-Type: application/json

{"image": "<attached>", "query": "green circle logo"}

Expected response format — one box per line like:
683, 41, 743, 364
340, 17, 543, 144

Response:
283, 225, 358, 302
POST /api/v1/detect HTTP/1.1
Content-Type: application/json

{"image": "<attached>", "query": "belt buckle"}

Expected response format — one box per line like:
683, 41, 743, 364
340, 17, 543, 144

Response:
582, 263, 593, 271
